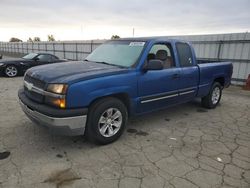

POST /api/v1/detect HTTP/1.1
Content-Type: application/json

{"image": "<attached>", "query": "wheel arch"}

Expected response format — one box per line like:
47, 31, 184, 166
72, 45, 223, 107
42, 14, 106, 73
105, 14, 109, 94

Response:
214, 77, 225, 87
88, 93, 131, 116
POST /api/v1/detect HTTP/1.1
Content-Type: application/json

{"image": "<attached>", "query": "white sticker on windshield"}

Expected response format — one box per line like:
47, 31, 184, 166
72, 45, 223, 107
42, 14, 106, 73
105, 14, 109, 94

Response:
129, 42, 145, 46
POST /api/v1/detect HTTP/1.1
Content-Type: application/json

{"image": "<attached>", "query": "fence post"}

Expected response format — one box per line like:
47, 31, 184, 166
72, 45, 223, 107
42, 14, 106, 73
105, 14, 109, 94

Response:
76, 43, 78, 60
217, 40, 223, 60
53, 42, 55, 55
90, 40, 93, 52
63, 43, 66, 59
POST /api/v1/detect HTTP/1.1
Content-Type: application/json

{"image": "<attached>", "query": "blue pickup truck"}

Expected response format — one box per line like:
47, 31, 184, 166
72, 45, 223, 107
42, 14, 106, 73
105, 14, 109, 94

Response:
18, 37, 233, 144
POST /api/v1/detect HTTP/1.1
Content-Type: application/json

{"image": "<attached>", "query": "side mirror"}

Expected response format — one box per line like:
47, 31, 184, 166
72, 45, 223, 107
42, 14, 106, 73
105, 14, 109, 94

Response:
33, 57, 39, 61
144, 60, 163, 71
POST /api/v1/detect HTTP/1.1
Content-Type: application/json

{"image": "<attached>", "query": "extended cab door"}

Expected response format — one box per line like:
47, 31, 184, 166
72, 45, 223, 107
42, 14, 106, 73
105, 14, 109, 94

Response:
137, 43, 181, 113
175, 42, 199, 101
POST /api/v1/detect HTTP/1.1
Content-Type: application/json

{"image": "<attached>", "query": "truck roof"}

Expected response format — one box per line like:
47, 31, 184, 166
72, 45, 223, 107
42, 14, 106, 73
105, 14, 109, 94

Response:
118, 37, 186, 43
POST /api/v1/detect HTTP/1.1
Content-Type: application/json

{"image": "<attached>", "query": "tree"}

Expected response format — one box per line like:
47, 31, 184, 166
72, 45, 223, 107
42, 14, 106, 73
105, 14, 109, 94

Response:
33, 37, 41, 42
111, 35, 120, 39
27, 37, 33, 42
48, 35, 55, 41
9, 37, 22, 42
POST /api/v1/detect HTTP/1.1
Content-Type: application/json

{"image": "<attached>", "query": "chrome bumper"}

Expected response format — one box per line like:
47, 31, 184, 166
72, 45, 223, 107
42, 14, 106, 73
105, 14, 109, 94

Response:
19, 100, 87, 136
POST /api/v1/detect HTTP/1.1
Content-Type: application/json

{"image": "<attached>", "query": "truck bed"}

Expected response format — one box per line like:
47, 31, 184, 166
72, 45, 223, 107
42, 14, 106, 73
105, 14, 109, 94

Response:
197, 61, 233, 97
197, 59, 224, 64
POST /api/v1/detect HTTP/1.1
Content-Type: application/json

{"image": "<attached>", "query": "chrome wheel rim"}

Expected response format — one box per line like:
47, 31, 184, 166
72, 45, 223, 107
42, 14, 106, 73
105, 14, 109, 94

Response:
98, 108, 122, 137
5, 66, 17, 77
212, 87, 220, 105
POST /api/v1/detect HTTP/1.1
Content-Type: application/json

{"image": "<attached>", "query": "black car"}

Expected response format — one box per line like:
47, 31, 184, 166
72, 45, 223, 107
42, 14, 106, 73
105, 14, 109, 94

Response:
0, 53, 67, 77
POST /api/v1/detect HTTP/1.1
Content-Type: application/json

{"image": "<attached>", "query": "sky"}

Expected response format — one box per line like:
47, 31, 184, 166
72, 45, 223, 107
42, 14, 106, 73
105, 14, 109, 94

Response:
0, 0, 250, 41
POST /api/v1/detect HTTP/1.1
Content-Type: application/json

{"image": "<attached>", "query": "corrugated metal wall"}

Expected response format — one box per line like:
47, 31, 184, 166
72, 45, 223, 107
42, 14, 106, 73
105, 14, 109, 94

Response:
167, 33, 250, 85
0, 33, 250, 85
0, 40, 105, 60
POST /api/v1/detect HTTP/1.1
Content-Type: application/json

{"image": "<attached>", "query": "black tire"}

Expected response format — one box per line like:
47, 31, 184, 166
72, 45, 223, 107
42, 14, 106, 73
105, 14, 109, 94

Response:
201, 82, 222, 109
85, 97, 128, 145
4, 65, 18, 77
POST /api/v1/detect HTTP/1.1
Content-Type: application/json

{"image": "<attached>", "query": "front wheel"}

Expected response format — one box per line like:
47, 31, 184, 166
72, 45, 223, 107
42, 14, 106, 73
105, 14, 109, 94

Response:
5, 65, 18, 77
85, 97, 128, 145
201, 82, 222, 109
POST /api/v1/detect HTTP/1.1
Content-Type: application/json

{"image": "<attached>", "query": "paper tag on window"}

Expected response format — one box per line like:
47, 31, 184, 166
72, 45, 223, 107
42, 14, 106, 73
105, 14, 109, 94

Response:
129, 42, 145, 46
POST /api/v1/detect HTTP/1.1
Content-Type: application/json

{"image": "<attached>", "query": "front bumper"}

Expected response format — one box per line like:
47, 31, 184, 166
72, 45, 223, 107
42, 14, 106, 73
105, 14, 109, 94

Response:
18, 89, 88, 136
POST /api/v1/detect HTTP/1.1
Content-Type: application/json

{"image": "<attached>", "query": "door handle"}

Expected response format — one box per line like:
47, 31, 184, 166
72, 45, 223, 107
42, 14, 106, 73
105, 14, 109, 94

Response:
172, 74, 180, 79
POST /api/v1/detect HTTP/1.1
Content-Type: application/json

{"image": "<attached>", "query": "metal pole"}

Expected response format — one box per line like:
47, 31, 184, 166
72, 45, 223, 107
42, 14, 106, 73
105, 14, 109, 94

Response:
53, 43, 55, 55
217, 40, 222, 60
63, 43, 66, 59
90, 40, 93, 52
76, 43, 78, 60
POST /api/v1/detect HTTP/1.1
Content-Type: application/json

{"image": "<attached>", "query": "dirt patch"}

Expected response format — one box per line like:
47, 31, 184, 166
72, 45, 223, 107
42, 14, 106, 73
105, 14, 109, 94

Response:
127, 128, 149, 136
127, 128, 138, 133
43, 168, 81, 188
56, 154, 63, 158
0, 151, 10, 160
136, 131, 149, 136
197, 109, 208, 113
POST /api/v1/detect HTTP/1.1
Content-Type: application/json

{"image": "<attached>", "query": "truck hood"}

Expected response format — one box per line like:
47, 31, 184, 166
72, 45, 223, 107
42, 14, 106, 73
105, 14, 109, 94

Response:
25, 61, 128, 84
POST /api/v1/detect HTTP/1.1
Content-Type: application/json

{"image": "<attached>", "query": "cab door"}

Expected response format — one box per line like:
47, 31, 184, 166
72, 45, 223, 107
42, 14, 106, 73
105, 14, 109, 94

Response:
137, 43, 181, 113
175, 42, 199, 102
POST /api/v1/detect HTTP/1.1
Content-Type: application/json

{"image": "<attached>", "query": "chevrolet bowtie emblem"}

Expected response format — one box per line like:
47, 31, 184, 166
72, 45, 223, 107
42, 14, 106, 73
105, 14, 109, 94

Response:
26, 82, 33, 91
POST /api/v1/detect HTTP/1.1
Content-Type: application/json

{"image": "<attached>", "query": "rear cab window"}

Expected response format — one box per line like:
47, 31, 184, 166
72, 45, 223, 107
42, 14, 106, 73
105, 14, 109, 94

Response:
176, 43, 193, 67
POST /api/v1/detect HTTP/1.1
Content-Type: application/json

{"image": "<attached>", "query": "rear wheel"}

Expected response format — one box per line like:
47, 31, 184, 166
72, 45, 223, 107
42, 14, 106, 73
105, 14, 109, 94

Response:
85, 97, 128, 145
5, 65, 18, 77
201, 82, 222, 109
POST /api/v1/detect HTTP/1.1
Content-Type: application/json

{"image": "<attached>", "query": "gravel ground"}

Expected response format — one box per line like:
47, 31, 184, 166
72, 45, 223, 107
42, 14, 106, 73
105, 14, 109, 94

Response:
0, 75, 250, 187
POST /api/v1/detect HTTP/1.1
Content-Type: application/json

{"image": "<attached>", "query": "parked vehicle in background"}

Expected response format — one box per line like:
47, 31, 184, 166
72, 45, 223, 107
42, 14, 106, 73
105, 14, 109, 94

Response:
18, 37, 233, 144
0, 53, 67, 77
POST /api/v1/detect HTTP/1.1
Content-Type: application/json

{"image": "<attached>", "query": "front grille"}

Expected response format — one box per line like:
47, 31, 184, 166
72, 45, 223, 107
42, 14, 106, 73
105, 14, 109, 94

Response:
24, 74, 46, 89
24, 74, 46, 103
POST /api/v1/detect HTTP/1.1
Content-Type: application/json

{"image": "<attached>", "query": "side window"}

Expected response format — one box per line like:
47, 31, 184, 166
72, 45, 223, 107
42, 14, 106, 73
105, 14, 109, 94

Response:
176, 43, 193, 67
147, 43, 175, 69
51, 55, 58, 61
37, 54, 52, 62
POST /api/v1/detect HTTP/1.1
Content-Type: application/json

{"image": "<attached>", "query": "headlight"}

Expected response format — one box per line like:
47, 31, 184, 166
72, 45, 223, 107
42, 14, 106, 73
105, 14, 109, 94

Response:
0, 63, 4, 66
47, 84, 68, 94
45, 84, 68, 108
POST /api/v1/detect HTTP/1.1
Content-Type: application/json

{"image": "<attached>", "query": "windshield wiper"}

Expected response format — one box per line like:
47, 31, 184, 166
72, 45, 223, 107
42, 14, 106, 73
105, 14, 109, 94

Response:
97, 61, 127, 68
84, 59, 126, 68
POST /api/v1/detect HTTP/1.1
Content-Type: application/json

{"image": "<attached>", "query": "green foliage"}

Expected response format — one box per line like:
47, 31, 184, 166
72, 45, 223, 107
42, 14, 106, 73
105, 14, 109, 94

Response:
48, 35, 55, 41
9, 37, 22, 42
111, 35, 120, 39
33, 37, 41, 42
27, 37, 33, 42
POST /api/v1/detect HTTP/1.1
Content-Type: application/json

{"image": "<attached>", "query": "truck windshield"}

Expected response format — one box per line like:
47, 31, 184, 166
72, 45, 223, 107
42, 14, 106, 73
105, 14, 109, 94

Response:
85, 40, 145, 67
